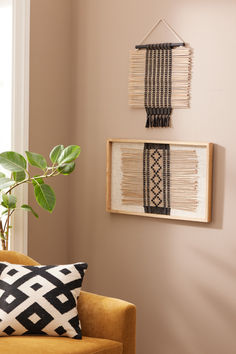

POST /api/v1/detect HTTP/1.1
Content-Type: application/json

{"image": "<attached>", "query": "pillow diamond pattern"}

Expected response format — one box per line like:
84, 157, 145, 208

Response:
0, 262, 87, 339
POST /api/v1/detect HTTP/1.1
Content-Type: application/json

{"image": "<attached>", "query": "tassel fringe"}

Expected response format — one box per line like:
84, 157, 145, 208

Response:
145, 108, 172, 128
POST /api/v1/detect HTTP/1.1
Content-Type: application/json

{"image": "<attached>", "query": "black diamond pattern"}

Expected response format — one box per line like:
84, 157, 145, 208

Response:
4, 326, 15, 335
55, 326, 66, 335
150, 149, 162, 206
31, 283, 42, 291
0, 262, 88, 339
60, 268, 71, 275
44, 287, 75, 314
16, 303, 53, 334
7, 269, 18, 277
0, 284, 29, 314
143, 143, 171, 215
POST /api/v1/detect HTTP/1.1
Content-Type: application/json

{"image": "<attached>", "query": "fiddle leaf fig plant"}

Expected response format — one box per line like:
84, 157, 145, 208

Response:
0, 145, 80, 250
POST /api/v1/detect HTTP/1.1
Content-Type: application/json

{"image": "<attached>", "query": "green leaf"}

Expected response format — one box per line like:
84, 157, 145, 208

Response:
0, 172, 5, 178
0, 152, 26, 172
8, 195, 17, 208
57, 162, 75, 175
0, 177, 15, 190
34, 184, 56, 212
25, 151, 47, 171
1, 193, 8, 208
57, 145, 80, 165
12, 170, 26, 182
50, 145, 64, 164
1, 209, 8, 216
32, 175, 44, 186
21, 204, 39, 218
1, 193, 17, 209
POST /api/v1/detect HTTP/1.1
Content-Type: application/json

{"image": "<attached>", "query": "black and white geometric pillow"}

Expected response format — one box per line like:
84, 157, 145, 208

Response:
0, 262, 87, 339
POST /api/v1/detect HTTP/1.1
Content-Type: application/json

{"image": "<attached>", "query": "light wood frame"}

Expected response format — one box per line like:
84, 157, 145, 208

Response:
106, 139, 213, 223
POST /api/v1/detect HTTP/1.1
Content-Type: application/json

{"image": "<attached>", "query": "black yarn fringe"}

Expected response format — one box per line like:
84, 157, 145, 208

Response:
144, 206, 171, 215
145, 115, 170, 128
145, 108, 172, 128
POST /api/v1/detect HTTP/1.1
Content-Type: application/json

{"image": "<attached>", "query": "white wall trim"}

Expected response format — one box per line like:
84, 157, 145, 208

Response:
11, 0, 30, 254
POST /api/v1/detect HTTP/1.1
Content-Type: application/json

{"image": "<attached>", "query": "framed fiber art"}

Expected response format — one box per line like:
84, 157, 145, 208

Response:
106, 139, 213, 223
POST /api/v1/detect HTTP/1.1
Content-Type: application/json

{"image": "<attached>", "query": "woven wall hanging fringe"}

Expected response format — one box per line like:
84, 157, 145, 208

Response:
128, 19, 191, 128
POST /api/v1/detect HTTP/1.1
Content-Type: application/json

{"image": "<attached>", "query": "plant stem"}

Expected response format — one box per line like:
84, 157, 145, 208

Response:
0, 219, 6, 250
25, 169, 30, 178
7, 178, 31, 194
7, 167, 58, 195
2, 164, 60, 250
5, 209, 10, 250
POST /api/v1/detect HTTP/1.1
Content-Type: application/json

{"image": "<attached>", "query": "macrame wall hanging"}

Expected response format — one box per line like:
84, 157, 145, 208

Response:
107, 139, 213, 223
128, 19, 191, 128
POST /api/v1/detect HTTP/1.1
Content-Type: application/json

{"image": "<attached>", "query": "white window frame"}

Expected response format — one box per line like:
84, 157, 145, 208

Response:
10, 0, 30, 254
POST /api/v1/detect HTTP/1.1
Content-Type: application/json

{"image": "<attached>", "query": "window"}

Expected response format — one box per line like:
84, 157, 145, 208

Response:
0, 0, 30, 253
0, 0, 12, 154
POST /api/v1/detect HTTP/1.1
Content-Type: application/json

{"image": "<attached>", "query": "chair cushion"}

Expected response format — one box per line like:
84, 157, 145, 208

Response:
0, 262, 87, 339
0, 336, 123, 354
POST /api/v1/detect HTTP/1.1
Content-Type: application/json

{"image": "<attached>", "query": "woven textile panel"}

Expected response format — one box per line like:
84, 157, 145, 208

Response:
107, 140, 213, 223
128, 45, 192, 127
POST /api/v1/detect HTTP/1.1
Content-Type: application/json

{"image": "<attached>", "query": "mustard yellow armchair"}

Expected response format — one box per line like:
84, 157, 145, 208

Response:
0, 251, 136, 354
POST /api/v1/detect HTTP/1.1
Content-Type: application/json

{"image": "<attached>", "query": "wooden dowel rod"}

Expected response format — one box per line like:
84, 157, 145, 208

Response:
135, 43, 185, 49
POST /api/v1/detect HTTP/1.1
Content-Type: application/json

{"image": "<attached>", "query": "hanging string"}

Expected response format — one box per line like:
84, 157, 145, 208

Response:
139, 18, 184, 45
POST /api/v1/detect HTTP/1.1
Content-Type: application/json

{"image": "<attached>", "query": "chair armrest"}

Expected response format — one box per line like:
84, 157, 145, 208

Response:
78, 291, 136, 354
0, 251, 39, 266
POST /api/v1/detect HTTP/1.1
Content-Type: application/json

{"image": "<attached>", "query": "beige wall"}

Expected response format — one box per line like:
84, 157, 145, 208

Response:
29, 0, 72, 264
29, 0, 236, 353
